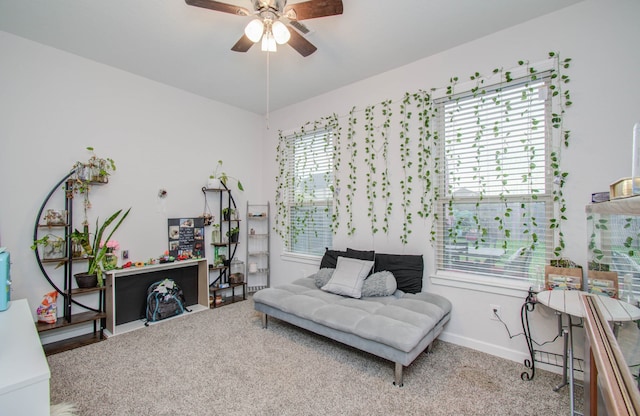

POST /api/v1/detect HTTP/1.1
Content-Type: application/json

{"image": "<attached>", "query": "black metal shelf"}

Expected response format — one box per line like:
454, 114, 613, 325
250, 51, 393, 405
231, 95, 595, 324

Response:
202, 185, 241, 303
33, 169, 107, 353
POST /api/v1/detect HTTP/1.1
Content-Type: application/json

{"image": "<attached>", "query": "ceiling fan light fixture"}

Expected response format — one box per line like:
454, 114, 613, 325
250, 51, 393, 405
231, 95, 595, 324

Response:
261, 31, 277, 52
271, 20, 290, 44
244, 18, 264, 43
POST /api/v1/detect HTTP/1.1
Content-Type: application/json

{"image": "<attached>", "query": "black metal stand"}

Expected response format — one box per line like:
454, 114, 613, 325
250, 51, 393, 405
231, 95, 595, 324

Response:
521, 288, 537, 381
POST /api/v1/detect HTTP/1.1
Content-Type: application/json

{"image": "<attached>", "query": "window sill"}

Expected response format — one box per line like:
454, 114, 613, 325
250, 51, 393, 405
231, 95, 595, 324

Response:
430, 269, 532, 298
280, 252, 322, 267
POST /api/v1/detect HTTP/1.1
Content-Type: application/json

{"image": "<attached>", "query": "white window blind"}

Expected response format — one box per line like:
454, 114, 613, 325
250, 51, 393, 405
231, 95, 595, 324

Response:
285, 129, 333, 256
436, 78, 554, 282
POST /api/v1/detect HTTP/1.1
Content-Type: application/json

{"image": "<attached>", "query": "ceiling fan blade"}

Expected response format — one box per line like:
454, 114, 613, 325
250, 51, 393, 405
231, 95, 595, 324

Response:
231, 34, 254, 52
284, 0, 343, 21
287, 26, 317, 57
185, 0, 251, 16
289, 20, 310, 35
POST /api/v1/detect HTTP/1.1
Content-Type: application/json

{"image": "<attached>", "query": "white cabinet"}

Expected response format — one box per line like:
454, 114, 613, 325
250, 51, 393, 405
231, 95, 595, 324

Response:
0, 299, 50, 416
246, 202, 270, 293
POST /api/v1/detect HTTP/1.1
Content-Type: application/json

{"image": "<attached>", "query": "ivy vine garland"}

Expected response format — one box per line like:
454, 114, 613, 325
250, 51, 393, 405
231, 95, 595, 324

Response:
274, 52, 572, 262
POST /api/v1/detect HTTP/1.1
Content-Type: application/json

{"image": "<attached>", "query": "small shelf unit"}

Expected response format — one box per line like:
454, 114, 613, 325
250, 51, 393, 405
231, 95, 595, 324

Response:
246, 201, 270, 293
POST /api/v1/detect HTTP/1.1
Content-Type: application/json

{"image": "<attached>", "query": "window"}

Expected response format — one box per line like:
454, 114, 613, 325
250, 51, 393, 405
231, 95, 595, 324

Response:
283, 129, 334, 256
435, 78, 554, 282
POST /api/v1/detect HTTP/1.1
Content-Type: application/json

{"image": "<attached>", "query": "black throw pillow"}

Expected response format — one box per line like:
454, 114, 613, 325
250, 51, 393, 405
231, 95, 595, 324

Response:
319, 249, 348, 269
374, 253, 423, 294
319, 248, 375, 269
346, 248, 375, 261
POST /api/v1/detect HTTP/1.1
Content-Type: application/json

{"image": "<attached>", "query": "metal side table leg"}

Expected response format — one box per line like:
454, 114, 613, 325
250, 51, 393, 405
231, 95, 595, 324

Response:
567, 315, 577, 415
554, 312, 569, 392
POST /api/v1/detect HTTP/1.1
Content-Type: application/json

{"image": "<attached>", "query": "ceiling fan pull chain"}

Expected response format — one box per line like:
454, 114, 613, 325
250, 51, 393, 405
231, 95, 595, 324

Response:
265, 50, 270, 129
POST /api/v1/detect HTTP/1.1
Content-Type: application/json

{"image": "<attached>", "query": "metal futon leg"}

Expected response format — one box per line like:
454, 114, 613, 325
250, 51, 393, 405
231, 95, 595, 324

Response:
261, 313, 268, 329
394, 362, 404, 387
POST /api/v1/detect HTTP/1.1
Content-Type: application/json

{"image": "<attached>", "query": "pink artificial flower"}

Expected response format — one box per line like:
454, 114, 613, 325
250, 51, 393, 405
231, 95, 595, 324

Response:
102, 240, 120, 251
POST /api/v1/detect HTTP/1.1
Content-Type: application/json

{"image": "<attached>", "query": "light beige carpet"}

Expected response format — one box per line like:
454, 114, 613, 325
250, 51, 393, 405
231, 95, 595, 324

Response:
48, 297, 582, 415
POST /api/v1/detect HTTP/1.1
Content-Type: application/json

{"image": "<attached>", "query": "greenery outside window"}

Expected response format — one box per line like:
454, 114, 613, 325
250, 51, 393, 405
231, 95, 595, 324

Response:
435, 77, 555, 282
281, 129, 334, 256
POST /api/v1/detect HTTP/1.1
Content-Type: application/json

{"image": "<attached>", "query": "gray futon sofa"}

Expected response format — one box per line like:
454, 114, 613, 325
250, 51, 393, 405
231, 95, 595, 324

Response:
253, 249, 452, 386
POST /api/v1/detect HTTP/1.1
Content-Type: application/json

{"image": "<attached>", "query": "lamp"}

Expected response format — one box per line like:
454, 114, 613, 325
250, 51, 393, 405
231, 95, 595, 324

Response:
271, 20, 290, 44
261, 31, 277, 52
244, 19, 264, 43
244, 16, 290, 52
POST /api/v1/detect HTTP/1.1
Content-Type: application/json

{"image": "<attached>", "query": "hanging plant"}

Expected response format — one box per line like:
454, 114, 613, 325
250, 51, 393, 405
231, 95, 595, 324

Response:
415, 91, 431, 221
326, 113, 342, 234
380, 99, 393, 234
364, 105, 378, 234
548, 51, 572, 258
274, 130, 292, 241
399, 93, 413, 244
345, 106, 358, 236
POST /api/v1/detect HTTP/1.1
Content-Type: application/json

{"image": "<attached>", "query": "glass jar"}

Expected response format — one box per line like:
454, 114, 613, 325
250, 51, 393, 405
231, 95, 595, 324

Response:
211, 228, 220, 244
229, 258, 245, 284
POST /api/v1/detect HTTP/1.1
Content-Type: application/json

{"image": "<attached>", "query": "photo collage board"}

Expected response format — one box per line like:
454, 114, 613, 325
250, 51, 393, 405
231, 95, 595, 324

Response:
167, 217, 206, 259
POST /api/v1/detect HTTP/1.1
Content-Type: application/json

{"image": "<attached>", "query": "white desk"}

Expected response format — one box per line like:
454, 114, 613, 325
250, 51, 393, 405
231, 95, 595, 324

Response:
536, 290, 640, 415
0, 299, 51, 415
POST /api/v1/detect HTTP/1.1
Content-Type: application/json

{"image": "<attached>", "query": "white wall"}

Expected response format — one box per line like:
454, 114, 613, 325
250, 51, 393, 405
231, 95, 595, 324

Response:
0, 31, 265, 333
264, 0, 640, 366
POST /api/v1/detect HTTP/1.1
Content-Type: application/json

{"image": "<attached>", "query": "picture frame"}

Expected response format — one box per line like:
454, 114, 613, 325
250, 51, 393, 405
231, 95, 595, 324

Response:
545, 265, 583, 291
587, 270, 618, 298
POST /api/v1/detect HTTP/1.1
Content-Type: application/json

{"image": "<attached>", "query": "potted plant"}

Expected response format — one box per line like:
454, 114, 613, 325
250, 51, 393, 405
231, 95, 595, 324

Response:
31, 234, 66, 260
70, 232, 85, 259
73, 146, 116, 184
207, 160, 244, 191
226, 227, 240, 243
222, 207, 236, 221
72, 208, 131, 287
70, 147, 118, 226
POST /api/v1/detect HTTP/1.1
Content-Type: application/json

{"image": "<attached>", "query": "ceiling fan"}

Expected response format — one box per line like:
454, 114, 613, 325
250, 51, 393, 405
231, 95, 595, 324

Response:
185, 0, 343, 57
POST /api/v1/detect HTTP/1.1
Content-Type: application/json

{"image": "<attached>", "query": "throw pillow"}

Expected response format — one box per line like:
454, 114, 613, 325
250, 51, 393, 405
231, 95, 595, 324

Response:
361, 271, 397, 297
374, 253, 423, 294
311, 268, 335, 288
319, 248, 376, 269
319, 249, 348, 269
321, 257, 374, 298
345, 248, 375, 261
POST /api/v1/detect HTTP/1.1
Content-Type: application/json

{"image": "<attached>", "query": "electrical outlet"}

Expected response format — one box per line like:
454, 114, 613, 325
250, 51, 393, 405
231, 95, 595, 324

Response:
490, 304, 501, 320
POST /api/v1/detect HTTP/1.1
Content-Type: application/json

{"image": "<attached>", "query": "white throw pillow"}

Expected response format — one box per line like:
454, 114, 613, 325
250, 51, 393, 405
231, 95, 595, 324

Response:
321, 257, 374, 298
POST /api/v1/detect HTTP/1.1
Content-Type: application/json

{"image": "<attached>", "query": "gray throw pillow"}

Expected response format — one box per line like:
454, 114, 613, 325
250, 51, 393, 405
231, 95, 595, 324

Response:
311, 268, 335, 288
361, 271, 397, 297
321, 257, 374, 298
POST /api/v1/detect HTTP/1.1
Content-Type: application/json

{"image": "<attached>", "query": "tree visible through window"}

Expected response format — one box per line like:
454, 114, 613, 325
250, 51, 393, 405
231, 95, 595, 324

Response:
436, 78, 554, 281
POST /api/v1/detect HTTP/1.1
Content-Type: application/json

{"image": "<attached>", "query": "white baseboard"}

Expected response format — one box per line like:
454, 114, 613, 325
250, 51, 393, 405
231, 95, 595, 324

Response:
438, 330, 567, 377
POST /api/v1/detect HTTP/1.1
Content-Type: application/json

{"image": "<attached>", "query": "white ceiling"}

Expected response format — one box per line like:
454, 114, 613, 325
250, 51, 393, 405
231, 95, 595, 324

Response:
0, 0, 582, 115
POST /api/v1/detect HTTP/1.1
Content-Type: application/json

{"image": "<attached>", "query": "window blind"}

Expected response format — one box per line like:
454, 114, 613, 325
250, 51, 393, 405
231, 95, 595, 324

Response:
435, 78, 554, 282
285, 129, 334, 255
